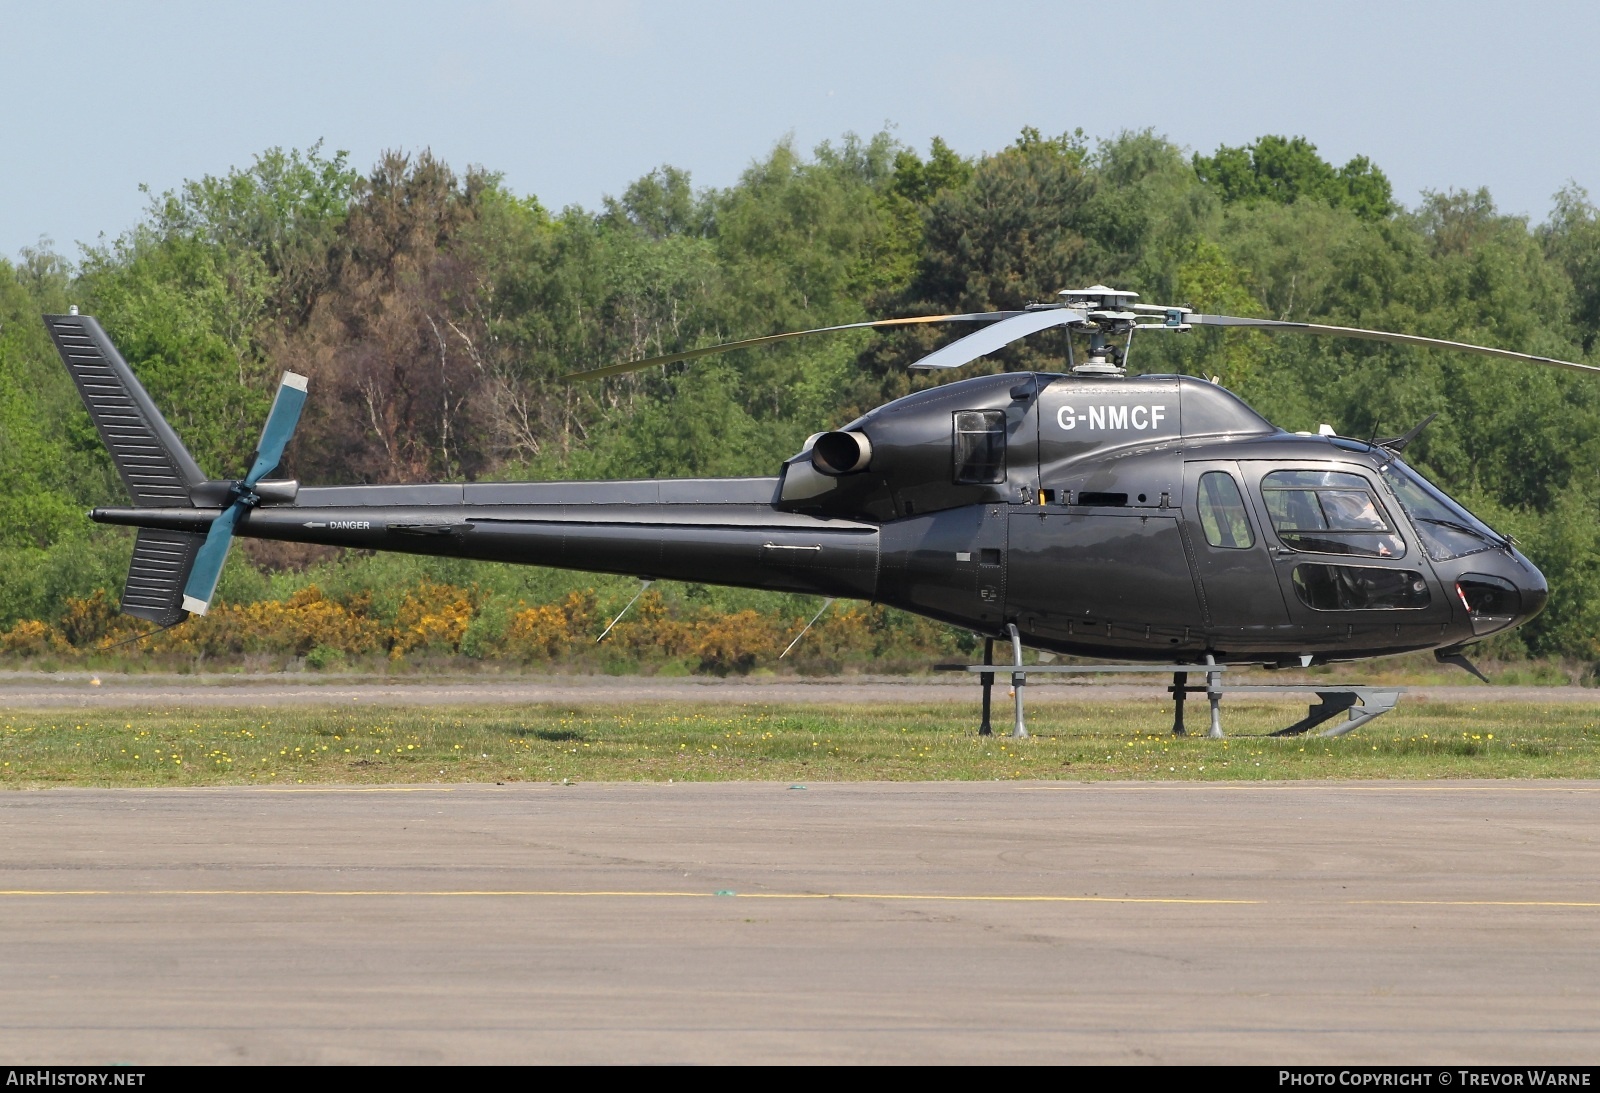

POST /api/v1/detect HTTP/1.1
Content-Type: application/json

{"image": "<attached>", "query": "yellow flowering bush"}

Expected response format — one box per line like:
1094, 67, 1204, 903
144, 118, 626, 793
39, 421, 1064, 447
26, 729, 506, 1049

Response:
1, 619, 72, 655
503, 603, 570, 660
502, 590, 597, 661
808, 603, 877, 660
391, 582, 476, 657
59, 590, 135, 647
609, 590, 696, 658
156, 586, 383, 657
688, 609, 784, 673
0, 577, 963, 671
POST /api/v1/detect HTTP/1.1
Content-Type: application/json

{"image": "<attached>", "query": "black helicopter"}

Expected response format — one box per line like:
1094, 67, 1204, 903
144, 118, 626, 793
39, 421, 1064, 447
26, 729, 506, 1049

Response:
43, 286, 1595, 736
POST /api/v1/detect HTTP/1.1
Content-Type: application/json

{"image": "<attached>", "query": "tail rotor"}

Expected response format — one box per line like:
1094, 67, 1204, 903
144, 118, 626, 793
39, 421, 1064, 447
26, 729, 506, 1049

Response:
181, 372, 308, 615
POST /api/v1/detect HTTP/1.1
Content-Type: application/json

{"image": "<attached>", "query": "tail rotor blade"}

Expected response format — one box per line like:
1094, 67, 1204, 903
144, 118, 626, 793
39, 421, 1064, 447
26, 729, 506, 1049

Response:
181, 372, 307, 617
244, 373, 309, 486
181, 502, 242, 616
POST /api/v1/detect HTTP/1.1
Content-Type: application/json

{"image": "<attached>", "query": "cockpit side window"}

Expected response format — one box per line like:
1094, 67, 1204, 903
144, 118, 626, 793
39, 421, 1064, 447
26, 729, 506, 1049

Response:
1261, 470, 1406, 558
953, 410, 1006, 484
1197, 471, 1254, 549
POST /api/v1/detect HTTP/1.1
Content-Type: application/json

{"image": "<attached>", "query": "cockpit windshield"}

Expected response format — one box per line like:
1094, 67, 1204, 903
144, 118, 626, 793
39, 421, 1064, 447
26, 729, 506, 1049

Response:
1378, 458, 1505, 561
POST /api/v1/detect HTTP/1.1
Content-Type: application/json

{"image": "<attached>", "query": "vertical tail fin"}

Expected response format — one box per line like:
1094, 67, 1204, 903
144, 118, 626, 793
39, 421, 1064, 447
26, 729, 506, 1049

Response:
44, 313, 206, 507
45, 313, 210, 625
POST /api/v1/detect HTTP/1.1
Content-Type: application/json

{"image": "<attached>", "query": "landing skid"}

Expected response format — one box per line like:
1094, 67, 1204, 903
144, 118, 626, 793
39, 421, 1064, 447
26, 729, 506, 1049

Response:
936, 637, 1402, 738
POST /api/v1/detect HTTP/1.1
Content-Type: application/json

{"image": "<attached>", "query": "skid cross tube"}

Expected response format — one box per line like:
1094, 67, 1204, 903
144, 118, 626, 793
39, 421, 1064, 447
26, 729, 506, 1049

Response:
936, 661, 1230, 737
935, 660, 1402, 737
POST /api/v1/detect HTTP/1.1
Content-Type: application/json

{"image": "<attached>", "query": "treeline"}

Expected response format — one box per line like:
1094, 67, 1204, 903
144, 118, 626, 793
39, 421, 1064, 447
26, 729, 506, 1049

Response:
2, 127, 1599, 665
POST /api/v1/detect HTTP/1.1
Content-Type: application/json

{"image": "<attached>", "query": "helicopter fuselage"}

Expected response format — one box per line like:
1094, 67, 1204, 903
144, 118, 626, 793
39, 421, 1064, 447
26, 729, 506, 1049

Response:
93, 371, 1546, 666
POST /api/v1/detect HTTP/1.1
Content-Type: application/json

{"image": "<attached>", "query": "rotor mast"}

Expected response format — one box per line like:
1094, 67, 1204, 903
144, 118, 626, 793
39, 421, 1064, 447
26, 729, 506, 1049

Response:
1053, 285, 1195, 377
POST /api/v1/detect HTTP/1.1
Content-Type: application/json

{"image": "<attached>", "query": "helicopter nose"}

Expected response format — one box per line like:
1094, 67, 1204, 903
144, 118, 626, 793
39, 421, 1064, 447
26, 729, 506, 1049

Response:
1515, 557, 1549, 624
1453, 552, 1547, 637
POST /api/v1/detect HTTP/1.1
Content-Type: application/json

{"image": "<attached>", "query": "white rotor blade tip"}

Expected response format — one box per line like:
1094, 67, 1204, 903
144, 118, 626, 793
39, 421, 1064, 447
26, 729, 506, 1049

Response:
282, 372, 309, 392
181, 595, 211, 616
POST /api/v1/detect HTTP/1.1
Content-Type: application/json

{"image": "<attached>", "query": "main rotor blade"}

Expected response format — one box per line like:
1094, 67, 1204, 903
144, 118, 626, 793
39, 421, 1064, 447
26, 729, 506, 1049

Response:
243, 372, 309, 486
180, 504, 241, 616
908, 308, 1086, 370
563, 312, 1026, 382
1188, 315, 1600, 376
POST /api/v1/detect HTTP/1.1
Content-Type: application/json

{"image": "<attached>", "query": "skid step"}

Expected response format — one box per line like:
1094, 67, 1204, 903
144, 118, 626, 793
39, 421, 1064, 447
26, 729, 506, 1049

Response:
1246, 687, 1403, 737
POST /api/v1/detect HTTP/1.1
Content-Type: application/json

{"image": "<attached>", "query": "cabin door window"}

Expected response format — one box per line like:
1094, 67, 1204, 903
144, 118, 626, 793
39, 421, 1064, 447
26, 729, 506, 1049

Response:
1196, 470, 1255, 549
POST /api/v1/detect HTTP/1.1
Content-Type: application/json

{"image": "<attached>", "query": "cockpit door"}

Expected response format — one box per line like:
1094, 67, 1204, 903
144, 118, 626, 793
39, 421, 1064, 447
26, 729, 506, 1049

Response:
1240, 462, 1454, 648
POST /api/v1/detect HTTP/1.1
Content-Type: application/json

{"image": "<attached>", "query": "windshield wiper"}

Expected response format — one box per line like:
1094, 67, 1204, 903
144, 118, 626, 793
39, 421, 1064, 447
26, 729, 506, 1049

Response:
1418, 517, 1507, 550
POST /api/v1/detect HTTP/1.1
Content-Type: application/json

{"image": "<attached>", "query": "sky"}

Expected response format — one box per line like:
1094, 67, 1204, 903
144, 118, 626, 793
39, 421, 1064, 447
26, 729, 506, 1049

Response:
4, 0, 1599, 261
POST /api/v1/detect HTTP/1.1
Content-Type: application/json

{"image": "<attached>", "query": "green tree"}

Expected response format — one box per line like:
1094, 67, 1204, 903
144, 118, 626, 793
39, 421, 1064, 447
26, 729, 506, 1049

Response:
1194, 135, 1394, 220
1542, 185, 1600, 352
148, 143, 359, 326
75, 144, 360, 479
276, 150, 496, 483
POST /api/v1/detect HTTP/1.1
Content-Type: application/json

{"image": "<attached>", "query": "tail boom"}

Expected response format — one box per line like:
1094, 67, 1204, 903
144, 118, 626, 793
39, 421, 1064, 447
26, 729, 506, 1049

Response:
91, 494, 881, 601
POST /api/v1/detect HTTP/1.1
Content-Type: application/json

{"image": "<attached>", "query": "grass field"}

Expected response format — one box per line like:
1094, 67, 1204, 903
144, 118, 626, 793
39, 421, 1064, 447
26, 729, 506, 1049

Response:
3, 697, 1599, 786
